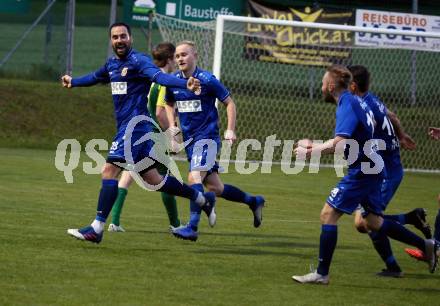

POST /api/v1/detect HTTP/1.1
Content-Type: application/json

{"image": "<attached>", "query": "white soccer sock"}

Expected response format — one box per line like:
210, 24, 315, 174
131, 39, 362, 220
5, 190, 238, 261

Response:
91, 219, 105, 234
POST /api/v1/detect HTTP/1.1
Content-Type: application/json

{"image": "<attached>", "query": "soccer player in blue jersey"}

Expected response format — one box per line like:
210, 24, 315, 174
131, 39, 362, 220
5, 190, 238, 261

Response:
108, 42, 182, 233
348, 65, 432, 277
291, 65, 438, 285
406, 126, 440, 260
163, 41, 265, 241
61, 23, 216, 244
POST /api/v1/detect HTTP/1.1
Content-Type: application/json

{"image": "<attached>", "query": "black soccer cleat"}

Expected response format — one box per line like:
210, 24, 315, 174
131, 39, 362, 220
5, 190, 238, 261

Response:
407, 208, 432, 239
250, 196, 265, 228
376, 268, 404, 278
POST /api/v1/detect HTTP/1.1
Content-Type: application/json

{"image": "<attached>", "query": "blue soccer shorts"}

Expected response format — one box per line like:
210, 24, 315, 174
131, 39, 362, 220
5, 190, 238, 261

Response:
185, 138, 220, 174
380, 152, 404, 209
327, 168, 384, 215
107, 125, 156, 170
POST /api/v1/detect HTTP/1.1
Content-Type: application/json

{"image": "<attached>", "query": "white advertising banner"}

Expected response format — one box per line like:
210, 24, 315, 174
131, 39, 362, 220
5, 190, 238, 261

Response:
355, 9, 440, 52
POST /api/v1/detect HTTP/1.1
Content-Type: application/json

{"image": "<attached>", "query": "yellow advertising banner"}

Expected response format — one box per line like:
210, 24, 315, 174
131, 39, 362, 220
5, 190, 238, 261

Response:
246, 0, 355, 66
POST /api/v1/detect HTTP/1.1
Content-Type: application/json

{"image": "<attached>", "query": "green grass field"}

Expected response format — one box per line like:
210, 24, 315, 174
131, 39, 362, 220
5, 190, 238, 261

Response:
1, 147, 440, 305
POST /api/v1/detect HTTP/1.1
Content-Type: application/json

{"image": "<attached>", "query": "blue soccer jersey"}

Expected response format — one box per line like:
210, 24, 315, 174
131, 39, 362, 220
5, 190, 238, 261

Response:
334, 91, 376, 169
165, 67, 230, 143
327, 91, 385, 215
363, 92, 400, 152
363, 92, 403, 208
72, 49, 187, 131
71, 48, 189, 164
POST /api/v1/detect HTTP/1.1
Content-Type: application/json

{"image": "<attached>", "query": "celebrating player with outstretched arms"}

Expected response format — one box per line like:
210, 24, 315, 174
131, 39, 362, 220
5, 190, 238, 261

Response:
62, 23, 216, 244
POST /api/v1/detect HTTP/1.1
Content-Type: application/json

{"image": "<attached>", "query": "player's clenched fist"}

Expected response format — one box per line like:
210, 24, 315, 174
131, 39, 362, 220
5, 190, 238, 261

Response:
187, 76, 201, 95
61, 75, 72, 88
296, 138, 313, 149
428, 127, 440, 141
224, 129, 236, 144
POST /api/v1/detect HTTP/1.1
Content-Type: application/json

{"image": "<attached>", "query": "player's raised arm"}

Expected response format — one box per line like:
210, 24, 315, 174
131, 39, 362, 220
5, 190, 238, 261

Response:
61, 65, 110, 88
152, 70, 200, 93
138, 55, 200, 94
387, 110, 416, 150
295, 136, 346, 158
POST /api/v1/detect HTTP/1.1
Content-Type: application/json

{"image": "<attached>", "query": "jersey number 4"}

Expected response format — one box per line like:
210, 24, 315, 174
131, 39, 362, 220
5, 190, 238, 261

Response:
382, 116, 396, 137
366, 110, 375, 135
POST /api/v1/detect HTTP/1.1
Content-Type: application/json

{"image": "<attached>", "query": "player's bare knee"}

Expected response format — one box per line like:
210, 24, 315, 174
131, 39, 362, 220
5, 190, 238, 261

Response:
354, 211, 368, 233
437, 194, 440, 207
205, 183, 223, 196
101, 163, 120, 179
355, 221, 369, 233
320, 204, 340, 225
188, 171, 203, 185
118, 171, 133, 188
355, 220, 369, 233
320, 206, 330, 224
365, 214, 383, 232
141, 168, 163, 186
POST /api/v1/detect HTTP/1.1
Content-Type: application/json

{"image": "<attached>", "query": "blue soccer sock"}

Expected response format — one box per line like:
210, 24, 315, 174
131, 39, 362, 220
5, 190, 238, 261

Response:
434, 209, 440, 242
317, 224, 338, 276
368, 231, 401, 272
220, 184, 254, 206
188, 184, 204, 231
158, 176, 199, 202
383, 214, 406, 224
95, 179, 119, 223
379, 219, 426, 252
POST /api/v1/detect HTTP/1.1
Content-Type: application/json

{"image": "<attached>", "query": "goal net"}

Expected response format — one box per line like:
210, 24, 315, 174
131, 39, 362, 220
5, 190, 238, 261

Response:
155, 13, 440, 172
0, 0, 67, 80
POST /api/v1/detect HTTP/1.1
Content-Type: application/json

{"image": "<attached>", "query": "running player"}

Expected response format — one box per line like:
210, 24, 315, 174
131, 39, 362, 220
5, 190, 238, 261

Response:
405, 126, 440, 260
62, 23, 215, 244
348, 65, 431, 277
292, 65, 438, 285
164, 41, 265, 241
108, 42, 182, 233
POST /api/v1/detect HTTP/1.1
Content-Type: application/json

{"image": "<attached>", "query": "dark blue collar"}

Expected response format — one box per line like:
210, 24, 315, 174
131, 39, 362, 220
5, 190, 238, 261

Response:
179, 66, 200, 79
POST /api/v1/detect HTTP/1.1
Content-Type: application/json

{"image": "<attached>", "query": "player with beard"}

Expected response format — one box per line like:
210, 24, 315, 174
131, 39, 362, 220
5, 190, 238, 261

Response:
291, 65, 438, 285
61, 23, 215, 244
107, 42, 182, 233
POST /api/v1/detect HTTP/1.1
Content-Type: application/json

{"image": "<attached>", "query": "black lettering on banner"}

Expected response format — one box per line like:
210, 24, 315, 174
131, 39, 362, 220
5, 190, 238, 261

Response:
245, 0, 354, 67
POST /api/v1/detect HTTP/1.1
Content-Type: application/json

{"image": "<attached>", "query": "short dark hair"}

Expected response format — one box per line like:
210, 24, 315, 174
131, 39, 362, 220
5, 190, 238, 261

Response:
152, 42, 176, 67
347, 65, 370, 93
326, 64, 352, 90
109, 22, 131, 36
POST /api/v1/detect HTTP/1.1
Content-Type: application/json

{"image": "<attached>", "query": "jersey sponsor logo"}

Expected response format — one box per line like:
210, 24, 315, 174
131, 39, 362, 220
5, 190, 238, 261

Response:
111, 82, 127, 95
121, 67, 128, 77
176, 100, 202, 113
